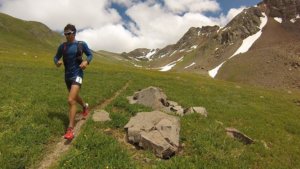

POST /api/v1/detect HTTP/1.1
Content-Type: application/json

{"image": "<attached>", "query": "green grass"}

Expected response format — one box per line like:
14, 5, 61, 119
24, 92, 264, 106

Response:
1, 12, 300, 169
53, 67, 300, 169
2, 50, 300, 168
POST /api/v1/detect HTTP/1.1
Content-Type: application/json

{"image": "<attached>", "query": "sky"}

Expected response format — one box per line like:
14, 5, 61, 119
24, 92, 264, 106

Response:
0, 0, 261, 53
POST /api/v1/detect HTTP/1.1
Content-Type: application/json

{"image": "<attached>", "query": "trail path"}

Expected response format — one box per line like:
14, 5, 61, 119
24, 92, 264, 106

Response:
37, 81, 130, 169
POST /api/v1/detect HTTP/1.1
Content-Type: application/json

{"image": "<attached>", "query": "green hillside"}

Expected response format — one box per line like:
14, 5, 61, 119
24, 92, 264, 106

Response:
1, 13, 300, 169
0, 12, 62, 50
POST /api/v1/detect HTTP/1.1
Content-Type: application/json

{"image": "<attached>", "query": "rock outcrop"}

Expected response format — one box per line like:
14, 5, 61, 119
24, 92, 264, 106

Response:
127, 87, 208, 117
217, 7, 263, 44
263, 0, 300, 20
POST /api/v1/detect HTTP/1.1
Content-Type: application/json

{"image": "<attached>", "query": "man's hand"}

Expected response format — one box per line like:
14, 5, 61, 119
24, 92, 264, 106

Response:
56, 60, 63, 67
80, 60, 88, 70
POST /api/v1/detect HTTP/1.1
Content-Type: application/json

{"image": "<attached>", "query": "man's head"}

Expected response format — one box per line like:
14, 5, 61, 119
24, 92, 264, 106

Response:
64, 24, 76, 42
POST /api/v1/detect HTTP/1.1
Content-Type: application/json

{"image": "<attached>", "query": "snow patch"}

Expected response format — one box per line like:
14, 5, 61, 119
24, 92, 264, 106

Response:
208, 62, 225, 78
290, 19, 296, 23
136, 49, 157, 61
160, 57, 184, 72
170, 50, 177, 56
134, 64, 142, 68
145, 49, 157, 60
159, 54, 166, 58
191, 45, 198, 49
274, 17, 282, 23
221, 27, 230, 32
209, 13, 268, 78
229, 13, 268, 59
291, 14, 300, 23
184, 62, 196, 69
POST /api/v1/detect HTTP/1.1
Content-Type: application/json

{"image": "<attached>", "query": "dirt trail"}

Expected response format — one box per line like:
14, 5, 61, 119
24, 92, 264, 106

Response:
36, 81, 130, 169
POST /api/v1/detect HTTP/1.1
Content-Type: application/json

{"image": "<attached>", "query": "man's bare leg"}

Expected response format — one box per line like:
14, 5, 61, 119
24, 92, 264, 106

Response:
67, 84, 81, 128
76, 95, 85, 108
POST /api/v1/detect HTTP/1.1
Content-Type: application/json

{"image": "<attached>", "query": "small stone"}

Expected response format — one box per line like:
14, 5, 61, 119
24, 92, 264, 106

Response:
226, 127, 254, 145
92, 110, 111, 122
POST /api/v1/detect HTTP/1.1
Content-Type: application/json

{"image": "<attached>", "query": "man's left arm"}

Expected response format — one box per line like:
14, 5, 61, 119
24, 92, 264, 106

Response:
83, 42, 93, 64
80, 42, 93, 69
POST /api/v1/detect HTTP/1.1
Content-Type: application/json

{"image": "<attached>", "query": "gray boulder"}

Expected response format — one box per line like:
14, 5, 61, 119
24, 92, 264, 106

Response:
124, 111, 180, 159
127, 86, 167, 109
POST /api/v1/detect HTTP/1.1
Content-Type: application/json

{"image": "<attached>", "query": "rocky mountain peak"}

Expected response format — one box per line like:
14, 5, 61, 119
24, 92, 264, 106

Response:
121, 48, 152, 61
262, 0, 300, 20
175, 25, 219, 50
216, 7, 263, 44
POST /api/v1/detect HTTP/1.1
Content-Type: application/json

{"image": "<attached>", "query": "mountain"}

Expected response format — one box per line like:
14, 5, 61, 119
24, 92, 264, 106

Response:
122, 0, 300, 91
217, 0, 300, 90
0, 12, 63, 53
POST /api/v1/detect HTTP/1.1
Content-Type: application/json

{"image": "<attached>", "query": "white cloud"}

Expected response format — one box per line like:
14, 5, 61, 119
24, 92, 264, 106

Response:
0, 0, 247, 53
164, 0, 220, 13
217, 6, 246, 26
0, 0, 121, 30
76, 24, 141, 53
125, 2, 219, 51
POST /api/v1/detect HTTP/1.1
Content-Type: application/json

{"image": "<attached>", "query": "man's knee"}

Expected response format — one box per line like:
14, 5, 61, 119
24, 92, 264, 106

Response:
68, 97, 76, 105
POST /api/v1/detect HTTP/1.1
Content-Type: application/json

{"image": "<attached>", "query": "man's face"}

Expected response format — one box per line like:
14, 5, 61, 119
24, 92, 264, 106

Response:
64, 29, 75, 42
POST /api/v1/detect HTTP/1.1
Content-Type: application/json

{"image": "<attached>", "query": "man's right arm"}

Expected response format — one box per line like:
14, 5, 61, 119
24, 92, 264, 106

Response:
54, 44, 63, 67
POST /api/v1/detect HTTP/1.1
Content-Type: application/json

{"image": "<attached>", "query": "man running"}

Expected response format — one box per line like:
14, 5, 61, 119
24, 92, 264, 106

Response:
54, 24, 93, 140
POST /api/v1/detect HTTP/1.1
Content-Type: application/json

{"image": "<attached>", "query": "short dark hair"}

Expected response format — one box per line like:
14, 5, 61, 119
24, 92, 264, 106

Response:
64, 24, 76, 34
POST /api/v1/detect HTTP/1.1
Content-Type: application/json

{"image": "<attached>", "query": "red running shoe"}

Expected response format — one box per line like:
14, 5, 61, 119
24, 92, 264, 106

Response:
82, 103, 89, 117
64, 127, 74, 140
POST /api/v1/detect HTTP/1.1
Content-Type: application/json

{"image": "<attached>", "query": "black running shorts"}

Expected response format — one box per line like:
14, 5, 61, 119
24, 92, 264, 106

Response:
65, 76, 82, 91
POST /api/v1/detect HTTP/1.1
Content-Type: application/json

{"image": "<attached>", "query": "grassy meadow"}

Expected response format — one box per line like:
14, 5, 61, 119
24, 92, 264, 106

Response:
1, 12, 300, 169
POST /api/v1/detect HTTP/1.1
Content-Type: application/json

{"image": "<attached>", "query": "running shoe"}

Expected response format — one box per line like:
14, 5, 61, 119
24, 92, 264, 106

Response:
64, 127, 74, 140
82, 103, 89, 117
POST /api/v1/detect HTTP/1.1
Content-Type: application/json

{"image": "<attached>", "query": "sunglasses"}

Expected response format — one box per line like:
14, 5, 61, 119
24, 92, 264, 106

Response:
64, 31, 74, 36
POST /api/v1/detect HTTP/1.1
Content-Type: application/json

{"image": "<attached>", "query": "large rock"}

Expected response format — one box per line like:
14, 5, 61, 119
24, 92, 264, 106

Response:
124, 111, 180, 159
128, 87, 209, 117
127, 86, 167, 109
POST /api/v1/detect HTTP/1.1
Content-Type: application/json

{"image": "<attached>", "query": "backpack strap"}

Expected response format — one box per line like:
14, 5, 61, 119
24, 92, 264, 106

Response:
76, 41, 83, 63
62, 42, 67, 56
77, 41, 83, 56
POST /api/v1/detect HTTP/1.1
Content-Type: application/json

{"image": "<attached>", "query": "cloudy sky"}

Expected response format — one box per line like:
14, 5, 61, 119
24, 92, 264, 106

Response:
0, 0, 260, 53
